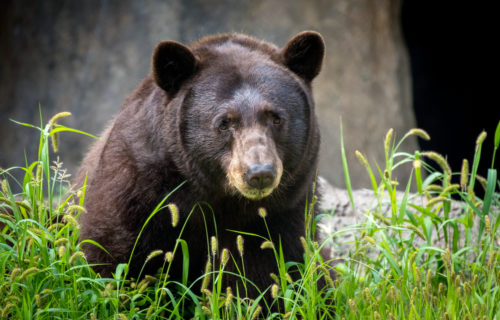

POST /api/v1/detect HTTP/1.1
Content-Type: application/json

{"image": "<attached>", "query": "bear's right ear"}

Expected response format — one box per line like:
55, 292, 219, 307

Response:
152, 41, 198, 95
281, 31, 325, 83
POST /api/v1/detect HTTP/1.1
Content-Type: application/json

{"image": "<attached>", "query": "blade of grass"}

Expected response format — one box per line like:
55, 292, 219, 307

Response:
469, 131, 486, 190
340, 121, 355, 212
398, 170, 413, 223
491, 120, 500, 168
478, 168, 497, 242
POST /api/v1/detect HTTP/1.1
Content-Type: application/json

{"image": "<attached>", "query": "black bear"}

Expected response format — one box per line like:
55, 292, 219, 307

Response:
76, 31, 325, 298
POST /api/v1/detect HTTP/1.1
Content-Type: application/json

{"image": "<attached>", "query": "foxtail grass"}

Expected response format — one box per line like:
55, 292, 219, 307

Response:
1, 113, 498, 319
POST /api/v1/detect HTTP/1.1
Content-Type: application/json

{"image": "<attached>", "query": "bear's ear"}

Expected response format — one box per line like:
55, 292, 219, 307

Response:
152, 41, 198, 95
281, 31, 325, 82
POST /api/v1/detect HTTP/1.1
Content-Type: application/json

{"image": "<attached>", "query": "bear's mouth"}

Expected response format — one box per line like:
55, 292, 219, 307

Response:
237, 185, 275, 200
227, 162, 283, 201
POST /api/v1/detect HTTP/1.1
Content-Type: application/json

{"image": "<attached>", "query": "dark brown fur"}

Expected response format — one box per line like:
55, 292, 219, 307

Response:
76, 31, 325, 298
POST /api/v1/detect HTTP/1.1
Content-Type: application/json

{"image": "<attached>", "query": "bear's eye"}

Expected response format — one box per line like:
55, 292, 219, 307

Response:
218, 119, 230, 131
272, 114, 282, 125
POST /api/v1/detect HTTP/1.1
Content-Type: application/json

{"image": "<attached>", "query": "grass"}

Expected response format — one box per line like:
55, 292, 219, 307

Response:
0, 112, 499, 319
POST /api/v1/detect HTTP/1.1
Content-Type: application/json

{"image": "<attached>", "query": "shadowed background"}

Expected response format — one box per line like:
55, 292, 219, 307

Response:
0, 0, 496, 191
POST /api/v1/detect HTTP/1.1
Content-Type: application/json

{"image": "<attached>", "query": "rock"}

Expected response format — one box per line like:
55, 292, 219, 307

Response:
317, 177, 495, 260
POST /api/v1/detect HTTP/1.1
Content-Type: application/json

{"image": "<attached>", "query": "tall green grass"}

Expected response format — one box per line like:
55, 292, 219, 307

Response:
0, 113, 498, 319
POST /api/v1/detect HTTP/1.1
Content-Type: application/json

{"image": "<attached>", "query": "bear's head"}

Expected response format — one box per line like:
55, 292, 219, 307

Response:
152, 32, 324, 201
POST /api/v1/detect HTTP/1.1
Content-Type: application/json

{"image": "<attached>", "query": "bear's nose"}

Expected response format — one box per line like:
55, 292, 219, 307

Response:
244, 163, 276, 189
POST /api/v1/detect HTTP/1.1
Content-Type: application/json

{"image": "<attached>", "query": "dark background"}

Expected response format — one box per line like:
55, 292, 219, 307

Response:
402, 0, 498, 188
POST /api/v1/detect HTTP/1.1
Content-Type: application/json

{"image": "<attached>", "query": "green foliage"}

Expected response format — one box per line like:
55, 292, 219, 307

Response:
0, 113, 499, 319
334, 127, 500, 320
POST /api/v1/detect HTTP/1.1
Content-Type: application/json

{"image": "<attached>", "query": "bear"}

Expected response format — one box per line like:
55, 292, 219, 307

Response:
76, 31, 325, 299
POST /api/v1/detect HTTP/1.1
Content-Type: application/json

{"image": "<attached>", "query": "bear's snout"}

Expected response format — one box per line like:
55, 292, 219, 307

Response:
244, 163, 276, 189
227, 128, 283, 200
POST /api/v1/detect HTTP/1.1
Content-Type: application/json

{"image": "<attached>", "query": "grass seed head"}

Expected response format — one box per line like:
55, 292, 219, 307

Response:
487, 250, 496, 270
406, 224, 426, 240
475, 131, 487, 148
220, 248, 229, 266
270, 273, 280, 284
1, 303, 14, 318
35, 294, 41, 307
460, 159, 469, 191
411, 287, 418, 302
407, 128, 431, 140
10, 267, 21, 282
355, 150, 369, 167
1, 179, 8, 194
35, 164, 43, 184
146, 250, 163, 262
225, 287, 233, 308
362, 288, 371, 300
20, 267, 40, 280
69, 251, 85, 264
118, 313, 128, 320
201, 259, 212, 291
454, 274, 461, 287
165, 251, 174, 263
300, 236, 310, 256
271, 283, 279, 298
63, 214, 79, 227
201, 306, 211, 316
258, 207, 267, 218
348, 298, 357, 314
260, 241, 274, 250
58, 245, 66, 258
201, 288, 212, 298
167, 203, 179, 227
363, 236, 376, 245
384, 128, 394, 157
66, 204, 86, 215
463, 281, 471, 295
41, 289, 53, 295
48, 111, 72, 127
236, 235, 244, 257
137, 280, 150, 293
441, 184, 459, 196
426, 269, 433, 287
51, 133, 59, 153
473, 304, 479, 314
211, 236, 218, 256
438, 282, 446, 296
426, 196, 450, 208
251, 306, 262, 319
54, 238, 69, 246
476, 175, 488, 191
146, 305, 154, 318
485, 215, 491, 235
413, 264, 421, 283
422, 151, 452, 181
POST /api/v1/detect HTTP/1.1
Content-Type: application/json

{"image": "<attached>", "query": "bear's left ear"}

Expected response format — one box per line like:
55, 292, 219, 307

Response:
281, 31, 325, 82
152, 40, 198, 95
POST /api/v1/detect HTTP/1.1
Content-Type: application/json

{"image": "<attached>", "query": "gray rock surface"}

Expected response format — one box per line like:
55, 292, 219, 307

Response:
1, 0, 417, 189
316, 177, 498, 260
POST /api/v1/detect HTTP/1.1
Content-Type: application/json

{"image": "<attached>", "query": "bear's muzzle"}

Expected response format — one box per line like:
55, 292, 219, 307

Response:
227, 127, 283, 200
